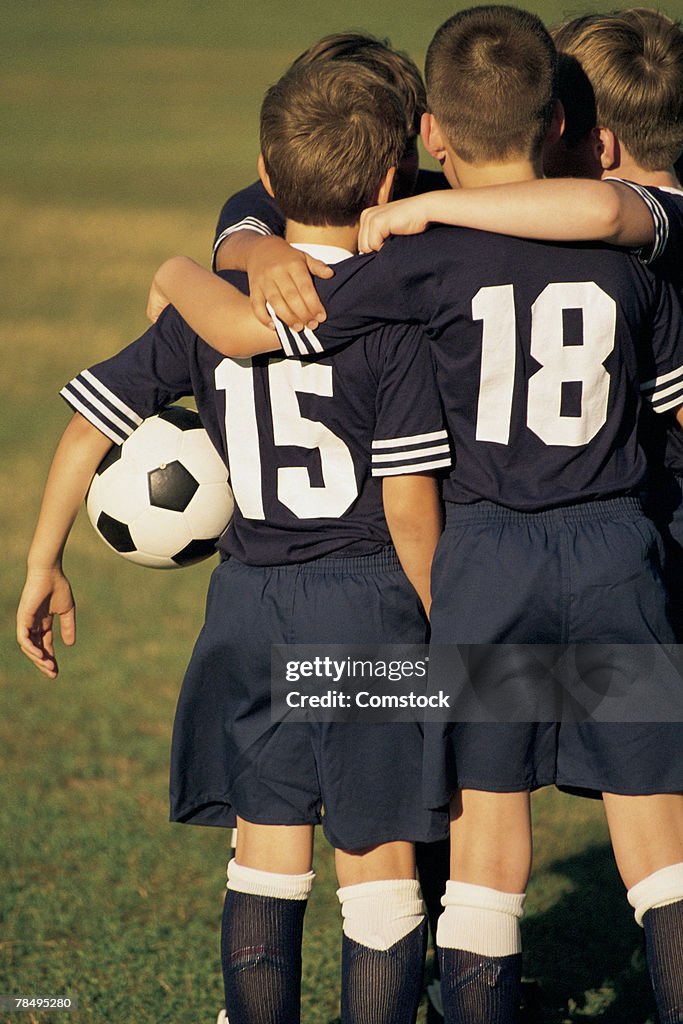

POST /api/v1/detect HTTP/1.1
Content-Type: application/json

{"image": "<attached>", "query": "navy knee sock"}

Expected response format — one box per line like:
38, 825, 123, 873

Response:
221, 888, 307, 1024
643, 899, 683, 1024
439, 948, 522, 1024
341, 918, 427, 1024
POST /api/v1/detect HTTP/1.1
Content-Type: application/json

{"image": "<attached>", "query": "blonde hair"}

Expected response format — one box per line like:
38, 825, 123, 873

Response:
553, 8, 683, 170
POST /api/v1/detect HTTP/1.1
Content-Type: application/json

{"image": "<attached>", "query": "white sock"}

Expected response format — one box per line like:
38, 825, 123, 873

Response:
627, 862, 683, 926
226, 858, 314, 900
337, 878, 425, 951
436, 880, 526, 957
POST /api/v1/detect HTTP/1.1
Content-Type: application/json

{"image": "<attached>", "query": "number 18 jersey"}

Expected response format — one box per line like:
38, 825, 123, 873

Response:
276, 227, 683, 511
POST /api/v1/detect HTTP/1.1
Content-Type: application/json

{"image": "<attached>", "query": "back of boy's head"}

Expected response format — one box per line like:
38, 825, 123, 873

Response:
292, 32, 426, 145
425, 5, 558, 163
553, 8, 683, 171
260, 60, 406, 227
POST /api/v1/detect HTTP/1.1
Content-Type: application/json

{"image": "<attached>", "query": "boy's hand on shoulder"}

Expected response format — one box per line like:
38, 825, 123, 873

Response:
245, 236, 333, 331
17, 567, 76, 679
359, 194, 433, 253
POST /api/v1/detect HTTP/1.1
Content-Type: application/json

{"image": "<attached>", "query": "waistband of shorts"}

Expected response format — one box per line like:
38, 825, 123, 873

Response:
232, 545, 403, 575
444, 496, 644, 527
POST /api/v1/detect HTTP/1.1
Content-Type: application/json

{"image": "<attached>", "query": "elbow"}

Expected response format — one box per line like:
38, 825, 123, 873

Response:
597, 188, 626, 241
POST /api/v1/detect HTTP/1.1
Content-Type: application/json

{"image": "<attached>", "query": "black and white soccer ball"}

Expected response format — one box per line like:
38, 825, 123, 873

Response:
86, 406, 233, 569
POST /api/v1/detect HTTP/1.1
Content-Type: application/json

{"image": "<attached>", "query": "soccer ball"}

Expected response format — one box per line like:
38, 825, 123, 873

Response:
86, 406, 233, 569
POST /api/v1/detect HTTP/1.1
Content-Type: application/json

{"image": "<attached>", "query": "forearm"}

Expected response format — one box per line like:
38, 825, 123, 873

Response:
383, 475, 443, 614
416, 178, 655, 246
214, 229, 265, 272
152, 256, 278, 357
27, 413, 113, 571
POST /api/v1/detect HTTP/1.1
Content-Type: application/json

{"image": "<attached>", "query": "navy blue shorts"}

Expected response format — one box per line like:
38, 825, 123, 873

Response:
423, 498, 683, 803
643, 469, 683, 640
170, 547, 449, 851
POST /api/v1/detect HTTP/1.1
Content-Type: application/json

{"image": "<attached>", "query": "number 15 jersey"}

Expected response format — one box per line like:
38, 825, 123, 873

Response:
61, 245, 450, 565
273, 227, 683, 511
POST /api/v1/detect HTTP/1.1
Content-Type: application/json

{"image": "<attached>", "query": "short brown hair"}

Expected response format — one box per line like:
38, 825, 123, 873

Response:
553, 8, 683, 170
425, 5, 558, 163
293, 32, 426, 144
260, 61, 406, 227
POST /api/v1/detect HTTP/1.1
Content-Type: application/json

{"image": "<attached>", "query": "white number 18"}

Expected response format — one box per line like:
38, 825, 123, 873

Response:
474, 281, 616, 447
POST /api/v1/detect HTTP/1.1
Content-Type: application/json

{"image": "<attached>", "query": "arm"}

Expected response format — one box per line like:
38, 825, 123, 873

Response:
383, 474, 443, 615
212, 180, 332, 327
216, 231, 333, 328
147, 256, 281, 356
358, 178, 656, 253
17, 413, 113, 678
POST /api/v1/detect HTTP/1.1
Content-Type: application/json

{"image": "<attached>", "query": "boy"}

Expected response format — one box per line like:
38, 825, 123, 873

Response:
209, 31, 452, 1015
146, 7, 683, 1023
356, 6, 683, 648
17, 60, 451, 1024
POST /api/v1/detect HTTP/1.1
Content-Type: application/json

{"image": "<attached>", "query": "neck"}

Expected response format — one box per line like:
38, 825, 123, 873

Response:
450, 154, 542, 189
284, 220, 358, 253
602, 150, 681, 190
605, 166, 681, 189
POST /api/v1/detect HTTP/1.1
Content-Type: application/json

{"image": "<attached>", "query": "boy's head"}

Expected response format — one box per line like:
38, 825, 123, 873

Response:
554, 8, 683, 172
293, 32, 426, 144
424, 5, 558, 168
292, 32, 427, 197
258, 60, 406, 227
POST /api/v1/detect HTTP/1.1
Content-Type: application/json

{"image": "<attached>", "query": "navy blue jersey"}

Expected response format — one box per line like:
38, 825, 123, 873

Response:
61, 247, 449, 565
271, 227, 683, 511
620, 181, 683, 475
213, 181, 283, 268
212, 169, 448, 267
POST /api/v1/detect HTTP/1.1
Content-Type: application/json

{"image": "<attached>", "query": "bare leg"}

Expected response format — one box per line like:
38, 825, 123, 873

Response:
604, 792, 683, 1024
235, 818, 314, 874
450, 790, 532, 891
336, 840, 415, 885
603, 793, 683, 890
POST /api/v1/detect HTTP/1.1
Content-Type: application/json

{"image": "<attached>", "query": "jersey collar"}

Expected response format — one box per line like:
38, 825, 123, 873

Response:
291, 242, 355, 265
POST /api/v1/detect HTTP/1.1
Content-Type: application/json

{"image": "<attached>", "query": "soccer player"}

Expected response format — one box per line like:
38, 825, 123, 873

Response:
17, 59, 451, 1024
209, 31, 452, 1015
355, 6, 683, 652
145, 7, 683, 1023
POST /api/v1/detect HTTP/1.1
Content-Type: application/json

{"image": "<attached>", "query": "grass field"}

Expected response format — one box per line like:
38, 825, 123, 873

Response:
3, 2, 682, 1022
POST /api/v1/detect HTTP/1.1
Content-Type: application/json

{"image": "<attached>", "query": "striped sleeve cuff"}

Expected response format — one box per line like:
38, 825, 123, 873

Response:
371, 430, 451, 476
60, 369, 143, 444
641, 363, 683, 413
605, 178, 669, 264
212, 218, 273, 267
266, 304, 324, 356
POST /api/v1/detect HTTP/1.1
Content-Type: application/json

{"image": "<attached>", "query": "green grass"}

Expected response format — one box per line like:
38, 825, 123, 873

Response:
1, 2, 677, 1021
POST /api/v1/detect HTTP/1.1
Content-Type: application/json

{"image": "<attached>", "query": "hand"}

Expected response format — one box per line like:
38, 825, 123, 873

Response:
17, 568, 76, 679
147, 273, 171, 323
245, 236, 334, 331
358, 195, 432, 253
